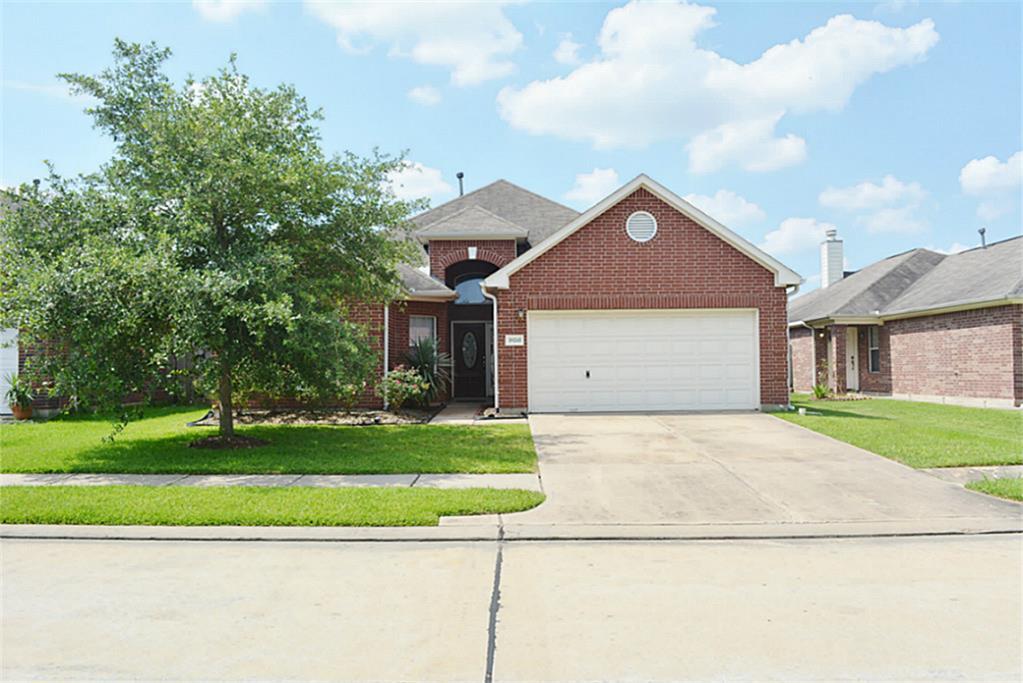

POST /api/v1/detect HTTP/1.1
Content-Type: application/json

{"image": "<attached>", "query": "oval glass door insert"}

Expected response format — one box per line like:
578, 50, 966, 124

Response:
462, 331, 478, 368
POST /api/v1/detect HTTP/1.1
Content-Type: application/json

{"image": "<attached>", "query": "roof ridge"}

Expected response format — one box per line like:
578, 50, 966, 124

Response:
954, 233, 1022, 254
416, 203, 521, 232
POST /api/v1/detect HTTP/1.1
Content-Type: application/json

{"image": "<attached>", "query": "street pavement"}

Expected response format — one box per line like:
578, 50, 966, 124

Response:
3, 533, 1020, 681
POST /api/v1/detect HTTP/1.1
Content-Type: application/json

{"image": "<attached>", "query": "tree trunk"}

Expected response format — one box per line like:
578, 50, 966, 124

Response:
218, 364, 234, 438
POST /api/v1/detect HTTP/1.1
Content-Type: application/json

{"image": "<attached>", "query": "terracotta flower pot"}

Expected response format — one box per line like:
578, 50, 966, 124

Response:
11, 404, 32, 420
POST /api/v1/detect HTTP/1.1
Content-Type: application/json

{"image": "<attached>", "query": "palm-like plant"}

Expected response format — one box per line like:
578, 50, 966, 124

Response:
406, 337, 452, 404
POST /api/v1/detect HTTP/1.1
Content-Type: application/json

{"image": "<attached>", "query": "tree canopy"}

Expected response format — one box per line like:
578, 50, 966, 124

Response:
0, 40, 421, 438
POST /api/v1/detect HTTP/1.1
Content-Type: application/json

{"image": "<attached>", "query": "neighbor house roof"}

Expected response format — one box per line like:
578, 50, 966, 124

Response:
485, 174, 802, 289
414, 205, 529, 242
410, 179, 579, 245
788, 235, 1023, 325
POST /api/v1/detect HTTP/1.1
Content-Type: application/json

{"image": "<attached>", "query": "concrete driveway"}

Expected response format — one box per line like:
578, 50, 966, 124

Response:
503, 413, 1021, 535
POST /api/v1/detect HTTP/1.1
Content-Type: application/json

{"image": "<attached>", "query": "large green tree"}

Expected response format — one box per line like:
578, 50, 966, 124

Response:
0, 40, 419, 439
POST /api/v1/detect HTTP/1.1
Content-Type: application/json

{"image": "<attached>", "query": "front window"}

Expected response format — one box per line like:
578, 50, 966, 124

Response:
409, 315, 436, 346
868, 327, 881, 373
454, 277, 487, 304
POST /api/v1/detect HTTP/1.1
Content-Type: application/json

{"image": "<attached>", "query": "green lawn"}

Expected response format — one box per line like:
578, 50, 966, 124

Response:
777, 394, 1022, 468
0, 485, 545, 526
966, 478, 1023, 502
0, 406, 536, 474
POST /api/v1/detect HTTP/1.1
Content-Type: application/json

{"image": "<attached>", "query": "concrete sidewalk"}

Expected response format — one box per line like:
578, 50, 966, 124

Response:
0, 472, 542, 491
922, 465, 1023, 484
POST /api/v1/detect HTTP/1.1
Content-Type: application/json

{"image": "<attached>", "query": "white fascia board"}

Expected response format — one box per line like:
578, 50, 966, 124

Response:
483, 174, 802, 290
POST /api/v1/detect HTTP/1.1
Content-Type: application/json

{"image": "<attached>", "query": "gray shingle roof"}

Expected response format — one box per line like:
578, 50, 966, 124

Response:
411, 179, 579, 245
397, 264, 455, 299
788, 235, 1023, 323
415, 205, 528, 241
884, 236, 1023, 315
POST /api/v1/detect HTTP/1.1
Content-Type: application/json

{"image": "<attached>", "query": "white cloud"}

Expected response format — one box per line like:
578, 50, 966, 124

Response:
928, 241, 974, 255
683, 189, 766, 228
553, 35, 582, 65
819, 174, 928, 235
407, 85, 442, 106
387, 161, 453, 202
959, 151, 1021, 220
4, 80, 96, 105
819, 174, 926, 210
759, 217, 835, 256
564, 168, 620, 206
305, 1, 522, 86
959, 151, 1022, 196
686, 116, 807, 173
859, 206, 928, 234
498, 3, 938, 173
193, 0, 266, 22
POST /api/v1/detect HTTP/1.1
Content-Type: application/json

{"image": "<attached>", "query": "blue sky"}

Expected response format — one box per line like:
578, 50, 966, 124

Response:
3, 0, 1020, 288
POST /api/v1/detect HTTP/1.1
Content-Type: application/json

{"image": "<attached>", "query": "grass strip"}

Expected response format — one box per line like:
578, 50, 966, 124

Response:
0, 485, 545, 527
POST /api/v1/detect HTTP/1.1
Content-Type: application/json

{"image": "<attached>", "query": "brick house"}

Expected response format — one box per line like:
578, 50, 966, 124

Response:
789, 231, 1022, 408
357, 174, 801, 413
2, 175, 803, 415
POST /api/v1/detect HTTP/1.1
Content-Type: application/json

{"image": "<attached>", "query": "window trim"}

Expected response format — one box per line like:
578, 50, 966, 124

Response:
409, 315, 437, 346
867, 327, 880, 373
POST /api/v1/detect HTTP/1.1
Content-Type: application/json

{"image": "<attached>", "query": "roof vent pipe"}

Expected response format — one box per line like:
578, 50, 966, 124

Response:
978, 226, 986, 248
820, 228, 844, 289
456, 171, 464, 197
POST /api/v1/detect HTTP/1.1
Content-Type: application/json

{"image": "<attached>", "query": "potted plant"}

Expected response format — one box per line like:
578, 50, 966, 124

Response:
5, 373, 34, 420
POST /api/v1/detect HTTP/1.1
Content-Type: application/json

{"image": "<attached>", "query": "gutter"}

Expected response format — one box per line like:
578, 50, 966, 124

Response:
481, 286, 500, 413
382, 304, 389, 410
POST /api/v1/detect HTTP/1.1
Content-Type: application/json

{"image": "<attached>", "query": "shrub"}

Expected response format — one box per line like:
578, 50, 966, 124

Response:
377, 365, 428, 412
406, 338, 451, 405
4, 373, 34, 409
337, 381, 366, 414
812, 359, 830, 399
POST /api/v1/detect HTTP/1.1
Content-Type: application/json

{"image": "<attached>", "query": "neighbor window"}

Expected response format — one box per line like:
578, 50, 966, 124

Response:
867, 327, 881, 373
409, 315, 436, 346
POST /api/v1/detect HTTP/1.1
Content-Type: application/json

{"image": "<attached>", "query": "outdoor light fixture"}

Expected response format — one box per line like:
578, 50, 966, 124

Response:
516, 309, 526, 319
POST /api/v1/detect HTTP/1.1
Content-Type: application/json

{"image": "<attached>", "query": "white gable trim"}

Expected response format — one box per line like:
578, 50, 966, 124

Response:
483, 174, 802, 289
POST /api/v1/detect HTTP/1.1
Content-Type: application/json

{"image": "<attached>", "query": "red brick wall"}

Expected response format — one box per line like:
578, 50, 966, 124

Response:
789, 327, 815, 392
428, 240, 516, 280
493, 188, 790, 408
885, 304, 1022, 404
17, 340, 63, 412
855, 325, 893, 394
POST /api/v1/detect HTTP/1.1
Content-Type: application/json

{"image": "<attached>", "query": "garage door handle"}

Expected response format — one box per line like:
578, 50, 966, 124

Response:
585, 370, 590, 379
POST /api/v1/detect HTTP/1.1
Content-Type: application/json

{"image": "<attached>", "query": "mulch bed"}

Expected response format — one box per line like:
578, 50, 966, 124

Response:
188, 406, 442, 428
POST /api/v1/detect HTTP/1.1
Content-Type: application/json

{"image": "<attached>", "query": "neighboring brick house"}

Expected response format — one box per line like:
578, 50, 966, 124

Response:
365, 173, 801, 414
789, 231, 1023, 408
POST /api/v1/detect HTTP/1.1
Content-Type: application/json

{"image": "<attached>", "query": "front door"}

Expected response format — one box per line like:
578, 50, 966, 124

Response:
846, 327, 859, 391
453, 323, 487, 399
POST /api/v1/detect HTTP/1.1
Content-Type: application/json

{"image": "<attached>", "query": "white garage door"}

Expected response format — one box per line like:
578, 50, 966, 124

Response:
527, 310, 758, 412
0, 328, 18, 414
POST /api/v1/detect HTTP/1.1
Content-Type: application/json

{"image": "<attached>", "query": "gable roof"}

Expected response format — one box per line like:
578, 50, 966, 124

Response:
483, 174, 802, 289
411, 179, 579, 245
415, 205, 528, 242
788, 235, 1023, 324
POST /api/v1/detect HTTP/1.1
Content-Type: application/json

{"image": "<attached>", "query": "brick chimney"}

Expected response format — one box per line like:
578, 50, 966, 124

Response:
820, 229, 843, 288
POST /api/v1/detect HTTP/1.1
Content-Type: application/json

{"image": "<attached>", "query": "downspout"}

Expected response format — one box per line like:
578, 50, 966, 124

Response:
382, 304, 390, 410
481, 287, 500, 413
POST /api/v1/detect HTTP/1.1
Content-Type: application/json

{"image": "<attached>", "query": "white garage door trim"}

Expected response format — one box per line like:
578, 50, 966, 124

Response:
526, 309, 760, 412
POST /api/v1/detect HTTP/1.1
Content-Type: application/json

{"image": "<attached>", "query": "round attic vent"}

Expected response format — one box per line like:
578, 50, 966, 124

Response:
625, 211, 657, 243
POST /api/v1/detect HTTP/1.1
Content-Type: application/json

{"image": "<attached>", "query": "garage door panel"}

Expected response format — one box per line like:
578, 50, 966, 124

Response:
527, 310, 758, 412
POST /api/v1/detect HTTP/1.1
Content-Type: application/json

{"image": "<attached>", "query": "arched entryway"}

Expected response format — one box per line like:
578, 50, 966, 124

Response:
445, 260, 499, 400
